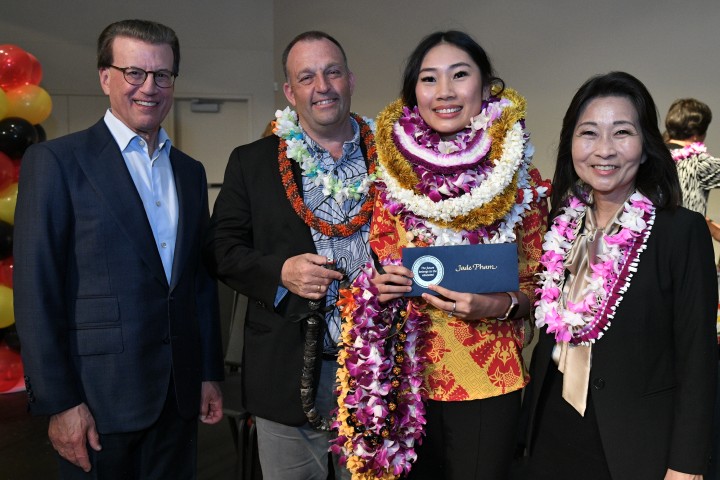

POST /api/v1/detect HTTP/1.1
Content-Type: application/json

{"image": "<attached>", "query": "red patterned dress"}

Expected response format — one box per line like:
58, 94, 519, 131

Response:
369, 167, 548, 401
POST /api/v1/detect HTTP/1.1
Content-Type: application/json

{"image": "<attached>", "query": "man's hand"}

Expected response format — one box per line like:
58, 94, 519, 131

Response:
199, 381, 223, 424
48, 403, 101, 472
281, 253, 343, 300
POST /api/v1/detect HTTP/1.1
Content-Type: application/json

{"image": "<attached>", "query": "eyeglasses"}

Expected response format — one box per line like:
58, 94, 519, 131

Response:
108, 65, 177, 88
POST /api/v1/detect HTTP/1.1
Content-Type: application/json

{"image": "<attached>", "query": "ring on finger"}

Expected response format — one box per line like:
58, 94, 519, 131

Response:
448, 301, 457, 317
317, 284, 322, 293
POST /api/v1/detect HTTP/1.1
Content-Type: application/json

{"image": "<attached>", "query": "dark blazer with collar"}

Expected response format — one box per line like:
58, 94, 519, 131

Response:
205, 134, 334, 426
14, 119, 224, 433
524, 207, 718, 479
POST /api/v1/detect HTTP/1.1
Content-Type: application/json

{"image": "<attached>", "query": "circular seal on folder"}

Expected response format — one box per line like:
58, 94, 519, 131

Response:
411, 255, 444, 288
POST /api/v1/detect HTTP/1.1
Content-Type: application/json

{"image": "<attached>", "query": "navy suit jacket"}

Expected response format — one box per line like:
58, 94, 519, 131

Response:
14, 119, 224, 433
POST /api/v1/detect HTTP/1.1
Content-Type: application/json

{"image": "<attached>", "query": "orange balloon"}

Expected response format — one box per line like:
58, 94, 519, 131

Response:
0, 182, 17, 225
0, 89, 7, 120
6, 84, 52, 125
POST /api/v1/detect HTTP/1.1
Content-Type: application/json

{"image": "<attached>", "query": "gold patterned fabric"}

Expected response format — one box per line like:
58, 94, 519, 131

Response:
369, 166, 548, 400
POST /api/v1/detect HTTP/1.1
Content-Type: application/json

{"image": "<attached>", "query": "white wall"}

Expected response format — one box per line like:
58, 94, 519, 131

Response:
2, 0, 275, 140
274, 0, 720, 177
5, 0, 720, 234
273, 0, 720, 256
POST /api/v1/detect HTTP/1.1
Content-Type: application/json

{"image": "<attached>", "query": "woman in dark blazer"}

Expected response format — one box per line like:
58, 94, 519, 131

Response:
524, 72, 717, 480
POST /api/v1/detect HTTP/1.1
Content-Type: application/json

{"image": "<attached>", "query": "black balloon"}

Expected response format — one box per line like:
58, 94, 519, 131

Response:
0, 220, 11, 259
1, 325, 21, 351
34, 123, 47, 143
0, 117, 39, 159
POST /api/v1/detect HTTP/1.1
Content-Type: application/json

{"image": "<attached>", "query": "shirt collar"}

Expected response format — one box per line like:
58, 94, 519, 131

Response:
103, 109, 172, 153
302, 116, 360, 158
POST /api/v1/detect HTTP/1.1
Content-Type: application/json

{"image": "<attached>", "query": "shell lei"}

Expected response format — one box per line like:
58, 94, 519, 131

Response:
534, 191, 655, 345
331, 265, 430, 479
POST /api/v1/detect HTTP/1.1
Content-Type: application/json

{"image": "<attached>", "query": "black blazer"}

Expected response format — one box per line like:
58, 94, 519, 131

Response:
525, 207, 718, 479
205, 134, 322, 425
14, 120, 224, 433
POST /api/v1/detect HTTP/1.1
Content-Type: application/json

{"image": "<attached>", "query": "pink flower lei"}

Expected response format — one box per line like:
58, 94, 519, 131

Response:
332, 264, 431, 479
670, 142, 707, 163
394, 97, 511, 201
534, 191, 655, 345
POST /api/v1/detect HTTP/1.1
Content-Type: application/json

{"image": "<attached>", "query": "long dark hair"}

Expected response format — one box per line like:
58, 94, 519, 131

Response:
400, 30, 503, 107
550, 71, 681, 219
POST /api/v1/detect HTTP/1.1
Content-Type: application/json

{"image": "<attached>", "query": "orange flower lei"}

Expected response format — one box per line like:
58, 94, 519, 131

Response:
278, 113, 378, 237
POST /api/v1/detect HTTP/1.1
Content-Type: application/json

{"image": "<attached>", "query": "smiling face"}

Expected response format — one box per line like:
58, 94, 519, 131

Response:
414, 43, 484, 138
283, 38, 355, 141
99, 36, 174, 149
572, 95, 645, 207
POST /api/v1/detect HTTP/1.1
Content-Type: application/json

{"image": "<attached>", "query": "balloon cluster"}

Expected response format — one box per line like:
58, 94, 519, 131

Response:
0, 44, 51, 393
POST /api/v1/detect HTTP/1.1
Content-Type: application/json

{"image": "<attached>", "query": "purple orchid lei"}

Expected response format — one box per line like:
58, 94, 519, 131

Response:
332, 263, 430, 478
394, 97, 510, 202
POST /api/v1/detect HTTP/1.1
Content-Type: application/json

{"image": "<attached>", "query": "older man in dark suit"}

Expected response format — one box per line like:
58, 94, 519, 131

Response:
14, 19, 224, 479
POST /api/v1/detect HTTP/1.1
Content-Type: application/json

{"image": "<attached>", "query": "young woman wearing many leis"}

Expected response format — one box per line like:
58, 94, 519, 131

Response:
331, 31, 549, 479
524, 72, 717, 480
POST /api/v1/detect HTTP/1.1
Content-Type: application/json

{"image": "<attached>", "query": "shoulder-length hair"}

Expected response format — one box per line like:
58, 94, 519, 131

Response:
400, 30, 504, 107
550, 71, 681, 219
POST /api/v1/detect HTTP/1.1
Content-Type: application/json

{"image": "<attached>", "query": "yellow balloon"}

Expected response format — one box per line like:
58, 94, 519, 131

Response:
0, 89, 7, 120
6, 84, 52, 125
0, 182, 17, 225
0, 284, 13, 328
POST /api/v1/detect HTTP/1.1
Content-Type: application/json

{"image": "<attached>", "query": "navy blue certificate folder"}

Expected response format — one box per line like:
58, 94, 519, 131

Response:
401, 243, 519, 297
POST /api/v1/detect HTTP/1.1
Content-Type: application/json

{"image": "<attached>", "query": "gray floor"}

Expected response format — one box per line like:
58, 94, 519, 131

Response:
0, 389, 238, 480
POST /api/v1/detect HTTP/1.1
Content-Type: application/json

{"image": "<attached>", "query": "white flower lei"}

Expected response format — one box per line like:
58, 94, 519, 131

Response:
274, 107, 377, 203
403, 162, 546, 246
535, 191, 655, 345
380, 119, 533, 223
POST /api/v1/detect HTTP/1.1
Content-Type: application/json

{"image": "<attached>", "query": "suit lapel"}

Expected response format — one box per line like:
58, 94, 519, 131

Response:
168, 148, 198, 290
75, 121, 169, 287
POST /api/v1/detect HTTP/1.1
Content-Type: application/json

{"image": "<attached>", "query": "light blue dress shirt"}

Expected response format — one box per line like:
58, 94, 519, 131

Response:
104, 110, 179, 283
274, 117, 372, 352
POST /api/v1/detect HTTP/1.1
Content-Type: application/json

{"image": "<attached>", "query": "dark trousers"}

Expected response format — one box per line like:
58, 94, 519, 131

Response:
408, 391, 522, 480
526, 363, 611, 480
57, 380, 198, 480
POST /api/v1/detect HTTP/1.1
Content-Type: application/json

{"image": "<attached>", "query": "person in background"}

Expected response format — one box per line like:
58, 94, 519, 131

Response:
525, 72, 717, 480
204, 31, 374, 479
665, 97, 720, 480
664, 98, 720, 218
332, 30, 549, 479
13, 19, 224, 479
